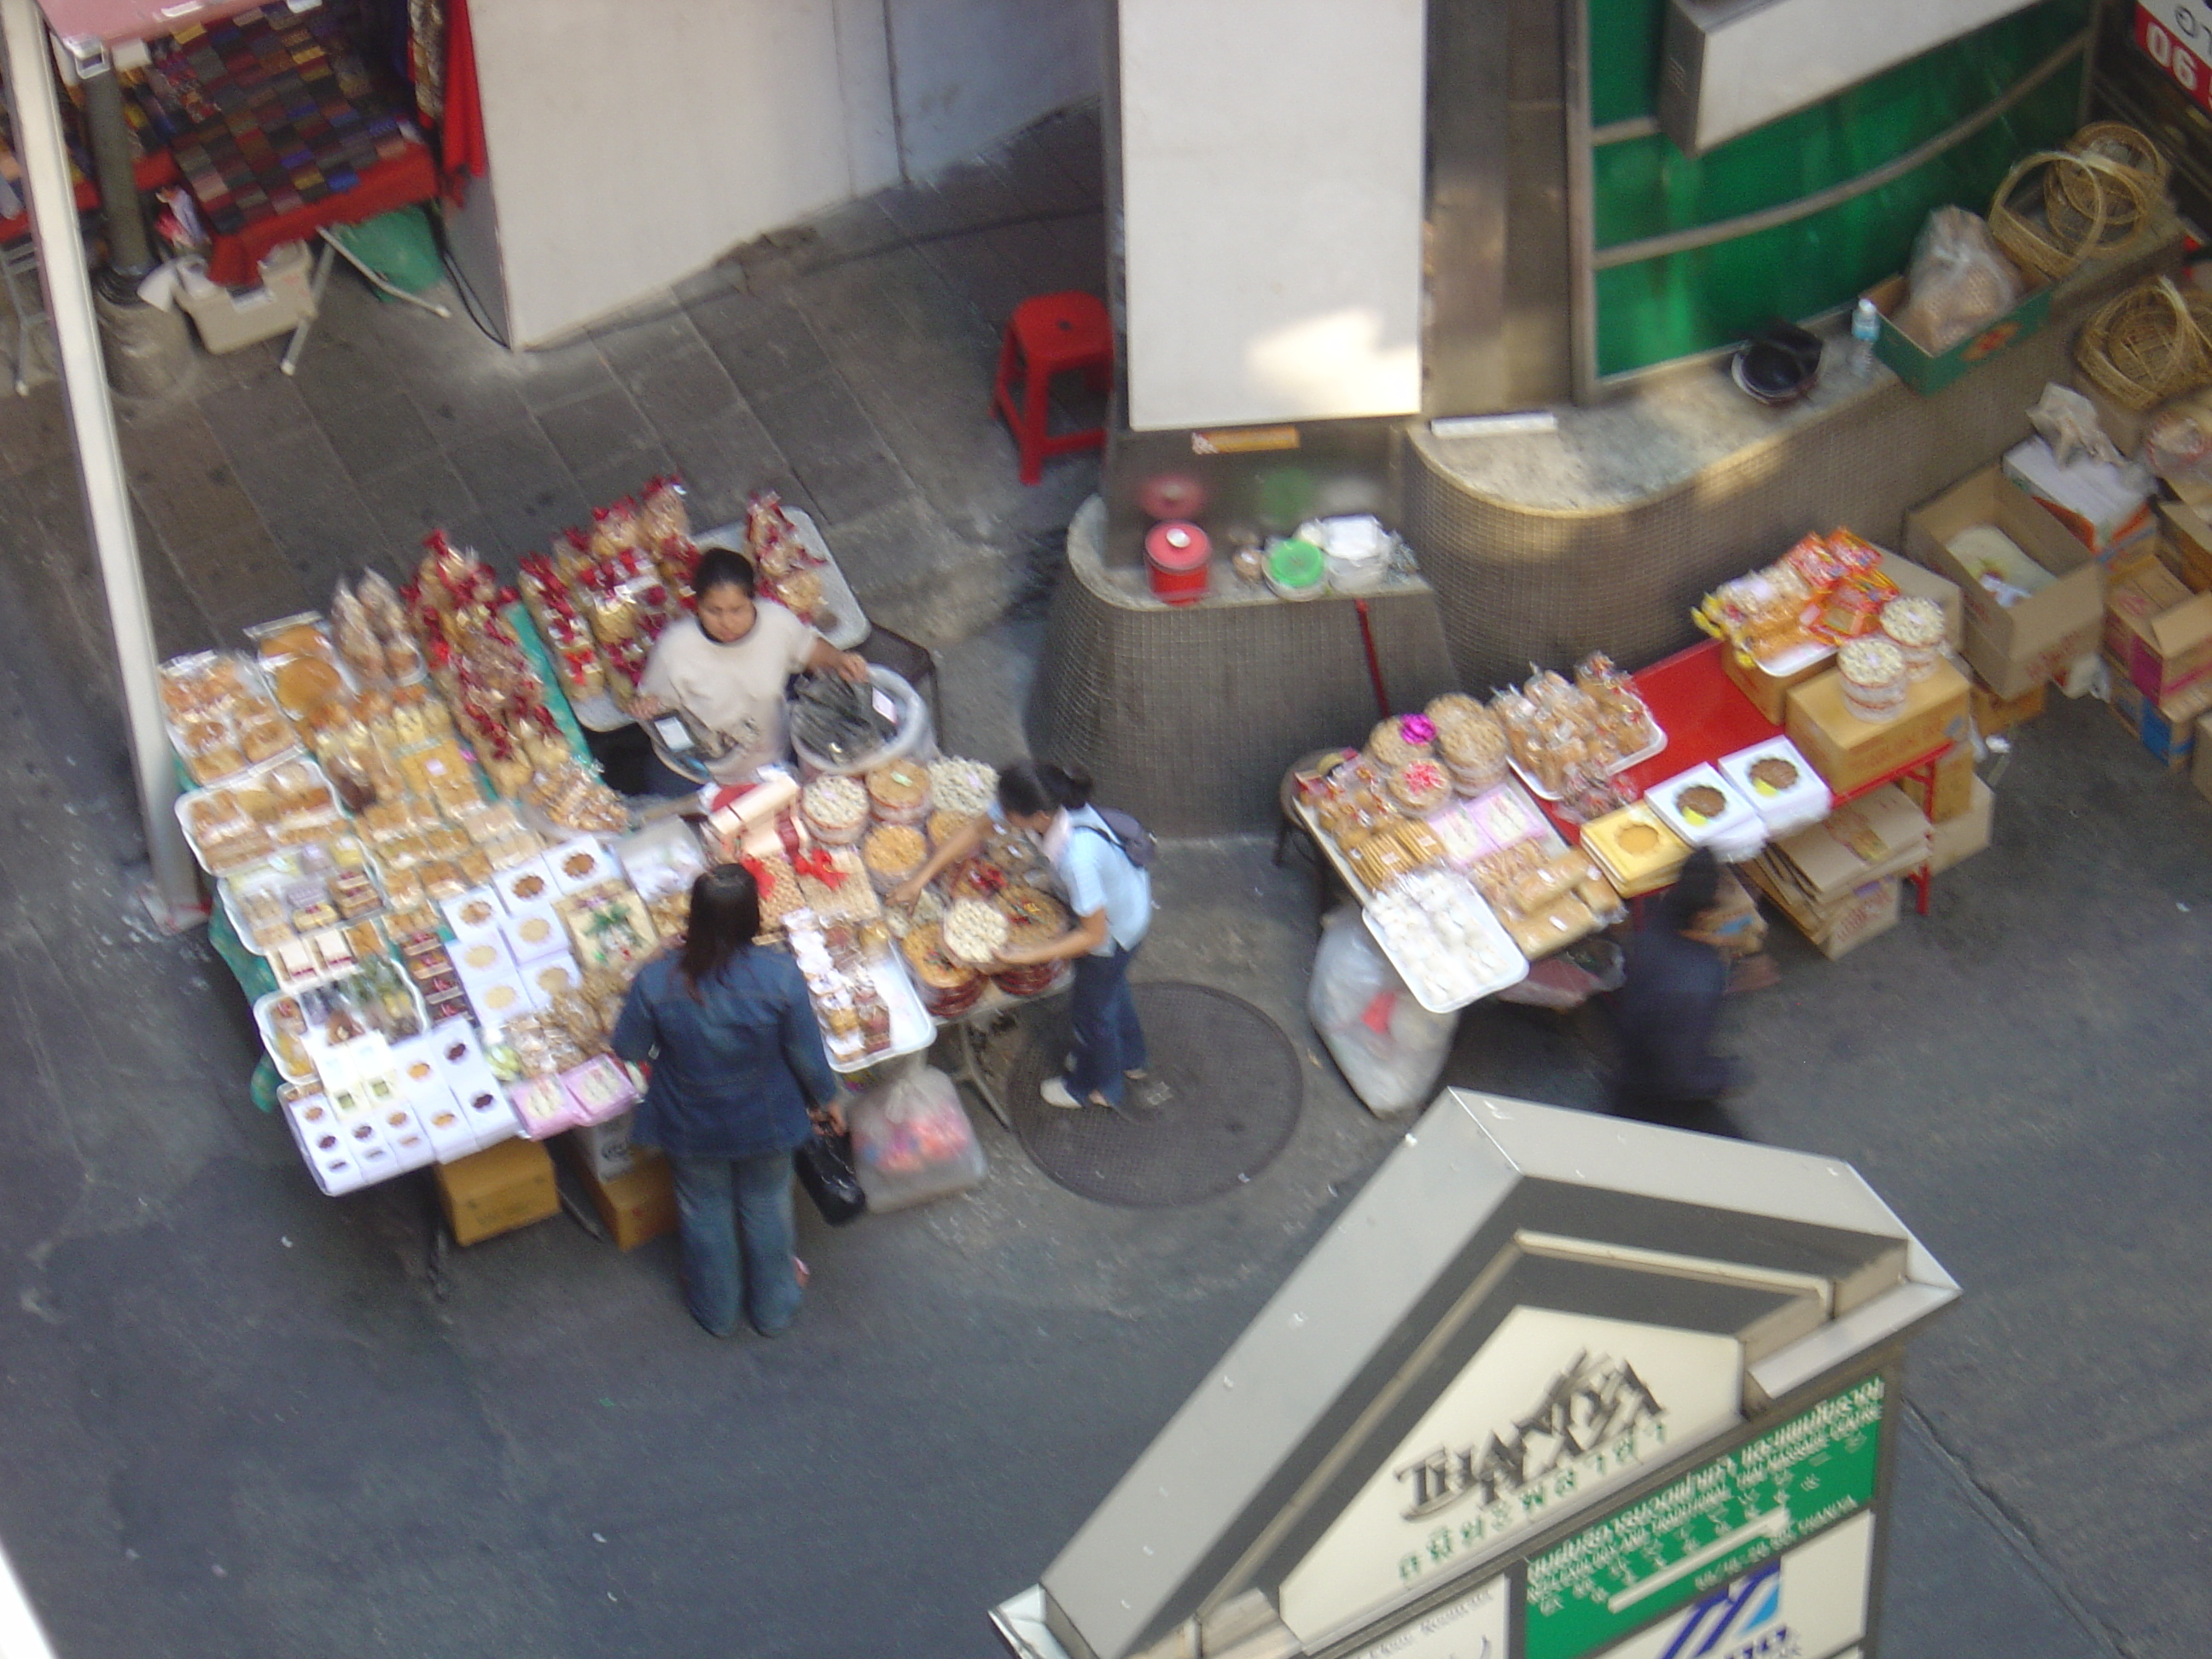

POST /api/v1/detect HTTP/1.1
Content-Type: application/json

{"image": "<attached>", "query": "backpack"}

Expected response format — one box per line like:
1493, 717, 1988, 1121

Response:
1074, 806, 1157, 869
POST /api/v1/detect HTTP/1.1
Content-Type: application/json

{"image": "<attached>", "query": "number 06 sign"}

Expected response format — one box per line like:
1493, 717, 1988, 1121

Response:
2136, 2, 2212, 111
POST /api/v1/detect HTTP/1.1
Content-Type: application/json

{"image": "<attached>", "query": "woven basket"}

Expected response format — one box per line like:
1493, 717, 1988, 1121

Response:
2075, 277, 2212, 410
1991, 151, 2110, 281
2043, 125, 2166, 261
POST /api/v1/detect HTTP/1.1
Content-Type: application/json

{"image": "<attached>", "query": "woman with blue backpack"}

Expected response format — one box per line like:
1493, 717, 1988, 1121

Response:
894, 760, 1156, 1113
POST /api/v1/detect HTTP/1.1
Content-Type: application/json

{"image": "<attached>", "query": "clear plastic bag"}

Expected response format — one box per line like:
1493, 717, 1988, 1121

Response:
847, 1066, 987, 1213
1895, 207, 2023, 353
1307, 905, 1456, 1117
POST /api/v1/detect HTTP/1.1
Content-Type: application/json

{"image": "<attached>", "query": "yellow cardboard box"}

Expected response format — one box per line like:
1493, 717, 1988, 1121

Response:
436, 1137, 557, 1247
1930, 776, 1994, 874
1785, 658, 1971, 798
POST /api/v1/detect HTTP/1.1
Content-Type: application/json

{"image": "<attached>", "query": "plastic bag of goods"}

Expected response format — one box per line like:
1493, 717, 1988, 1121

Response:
1894, 207, 2022, 352
847, 1066, 987, 1212
1307, 905, 1456, 1117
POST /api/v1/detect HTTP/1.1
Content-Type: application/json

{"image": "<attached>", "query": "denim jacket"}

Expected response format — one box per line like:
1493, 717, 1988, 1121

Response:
611, 947, 836, 1160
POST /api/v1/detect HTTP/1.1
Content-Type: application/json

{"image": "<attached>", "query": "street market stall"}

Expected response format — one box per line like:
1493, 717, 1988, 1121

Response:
172, 474, 1015, 1245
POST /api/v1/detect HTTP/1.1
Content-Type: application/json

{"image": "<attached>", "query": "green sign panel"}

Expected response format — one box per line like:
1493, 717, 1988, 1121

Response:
1524, 1375, 1886, 1659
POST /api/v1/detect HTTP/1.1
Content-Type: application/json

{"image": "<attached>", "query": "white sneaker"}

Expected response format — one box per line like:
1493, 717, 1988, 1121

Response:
1040, 1076, 1081, 1109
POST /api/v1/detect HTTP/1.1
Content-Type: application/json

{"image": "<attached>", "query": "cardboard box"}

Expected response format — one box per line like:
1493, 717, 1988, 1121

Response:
2195, 713, 2212, 803
1970, 678, 2045, 736
1929, 742, 1974, 823
178, 242, 317, 354
1720, 644, 1830, 725
1785, 658, 1971, 797
1762, 783, 1932, 906
575, 1156, 678, 1251
1906, 468, 2104, 698
2003, 436, 2156, 556
436, 1136, 557, 1246
1878, 550, 1965, 650
2105, 659, 2212, 771
2104, 562, 2212, 701
1929, 776, 1994, 875
1749, 858, 1903, 960
2163, 501, 2212, 593
569, 1112, 659, 1184
1865, 272, 2049, 396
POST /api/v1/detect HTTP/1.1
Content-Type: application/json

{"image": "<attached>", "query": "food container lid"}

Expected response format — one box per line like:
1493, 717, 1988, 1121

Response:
1837, 637, 1905, 688
1145, 521, 1211, 572
1267, 538, 1325, 588
1879, 596, 1945, 648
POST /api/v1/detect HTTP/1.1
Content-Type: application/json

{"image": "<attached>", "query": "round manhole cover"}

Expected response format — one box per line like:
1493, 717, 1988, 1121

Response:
1002, 981, 1303, 1208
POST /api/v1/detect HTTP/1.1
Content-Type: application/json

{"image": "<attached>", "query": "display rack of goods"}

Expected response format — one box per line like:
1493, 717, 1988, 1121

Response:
865, 760, 932, 826
901, 922, 983, 1017
1466, 841, 1624, 960
160, 652, 299, 784
801, 773, 870, 845
1696, 529, 1899, 672
406, 533, 566, 798
787, 913, 929, 1070
523, 760, 632, 835
1363, 868, 1528, 1010
1490, 655, 1664, 800
222, 841, 384, 952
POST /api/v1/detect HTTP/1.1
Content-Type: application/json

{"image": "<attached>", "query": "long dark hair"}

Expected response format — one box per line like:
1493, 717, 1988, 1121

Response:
678, 864, 761, 995
997, 759, 1092, 818
693, 546, 756, 600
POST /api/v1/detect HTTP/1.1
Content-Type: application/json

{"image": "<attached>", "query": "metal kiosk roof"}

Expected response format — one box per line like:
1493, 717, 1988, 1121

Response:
994, 1091, 1958, 1659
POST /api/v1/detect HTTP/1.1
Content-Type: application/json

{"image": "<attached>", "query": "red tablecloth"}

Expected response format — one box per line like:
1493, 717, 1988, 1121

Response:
201, 142, 440, 286
1615, 639, 1784, 794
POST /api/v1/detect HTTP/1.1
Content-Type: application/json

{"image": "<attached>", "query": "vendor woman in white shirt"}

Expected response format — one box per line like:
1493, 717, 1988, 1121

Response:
632, 546, 870, 795
894, 760, 1155, 1113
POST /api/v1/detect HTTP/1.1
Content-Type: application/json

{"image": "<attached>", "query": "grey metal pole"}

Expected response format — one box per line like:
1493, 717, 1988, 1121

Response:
78, 59, 153, 299
1, 0, 201, 923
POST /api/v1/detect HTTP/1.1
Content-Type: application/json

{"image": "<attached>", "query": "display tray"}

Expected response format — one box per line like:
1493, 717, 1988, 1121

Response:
824, 951, 936, 1074
1361, 870, 1528, 1013
218, 846, 382, 958
174, 754, 343, 875
1508, 725, 1668, 802
697, 508, 871, 650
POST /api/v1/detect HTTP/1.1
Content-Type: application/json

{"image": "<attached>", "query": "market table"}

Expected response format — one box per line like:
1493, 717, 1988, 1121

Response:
1563, 639, 1947, 916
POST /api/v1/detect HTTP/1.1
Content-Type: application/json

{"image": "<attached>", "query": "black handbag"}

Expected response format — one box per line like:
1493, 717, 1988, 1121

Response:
794, 1128, 867, 1225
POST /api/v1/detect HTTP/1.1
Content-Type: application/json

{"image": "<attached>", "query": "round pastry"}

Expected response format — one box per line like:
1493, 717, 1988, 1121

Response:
999, 883, 1069, 946
801, 773, 870, 844
270, 655, 346, 720
942, 898, 1010, 965
1837, 636, 1905, 689
1425, 692, 1487, 731
927, 807, 974, 848
1674, 783, 1728, 824
900, 922, 977, 989
1369, 715, 1434, 771
1747, 756, 1801, 795
1880, 596, 1945, 682
459, 940, 505, 972
1618, 822, 1662, 854
456, 895, 498, 929
514, 915, 560, 952
1388, 760, 1452, 815
558, 846, 603, 883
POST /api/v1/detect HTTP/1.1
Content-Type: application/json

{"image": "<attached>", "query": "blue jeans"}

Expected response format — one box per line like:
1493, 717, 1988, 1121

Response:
669, 1150, 804, 1337
1066, 943, 1147, 1108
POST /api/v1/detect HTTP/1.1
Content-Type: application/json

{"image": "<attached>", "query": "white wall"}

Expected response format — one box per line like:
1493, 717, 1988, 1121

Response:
1118, 0, 1426, 430
469, 0, 1103, 347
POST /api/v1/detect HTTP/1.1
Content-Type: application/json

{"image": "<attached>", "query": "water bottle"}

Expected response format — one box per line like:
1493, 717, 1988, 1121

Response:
1850, 298, 1881, 376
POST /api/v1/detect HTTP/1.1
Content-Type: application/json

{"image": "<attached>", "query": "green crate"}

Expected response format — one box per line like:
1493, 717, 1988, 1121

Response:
1866, 272, 2052, 396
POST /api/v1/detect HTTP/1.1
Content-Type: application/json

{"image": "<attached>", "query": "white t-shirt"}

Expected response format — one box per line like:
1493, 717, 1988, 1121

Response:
639, 604, 820, 783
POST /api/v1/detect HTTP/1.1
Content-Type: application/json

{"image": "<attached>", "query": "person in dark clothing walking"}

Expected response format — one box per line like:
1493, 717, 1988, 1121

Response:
612, 864, 842, 1338
1607, 847, 1743, 1123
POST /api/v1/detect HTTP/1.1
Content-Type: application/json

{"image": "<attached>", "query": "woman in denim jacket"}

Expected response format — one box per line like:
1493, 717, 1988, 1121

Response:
613, 864, 842, 1337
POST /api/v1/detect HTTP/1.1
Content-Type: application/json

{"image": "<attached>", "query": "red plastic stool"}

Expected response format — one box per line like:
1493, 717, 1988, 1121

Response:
992, 291, 1113, 484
